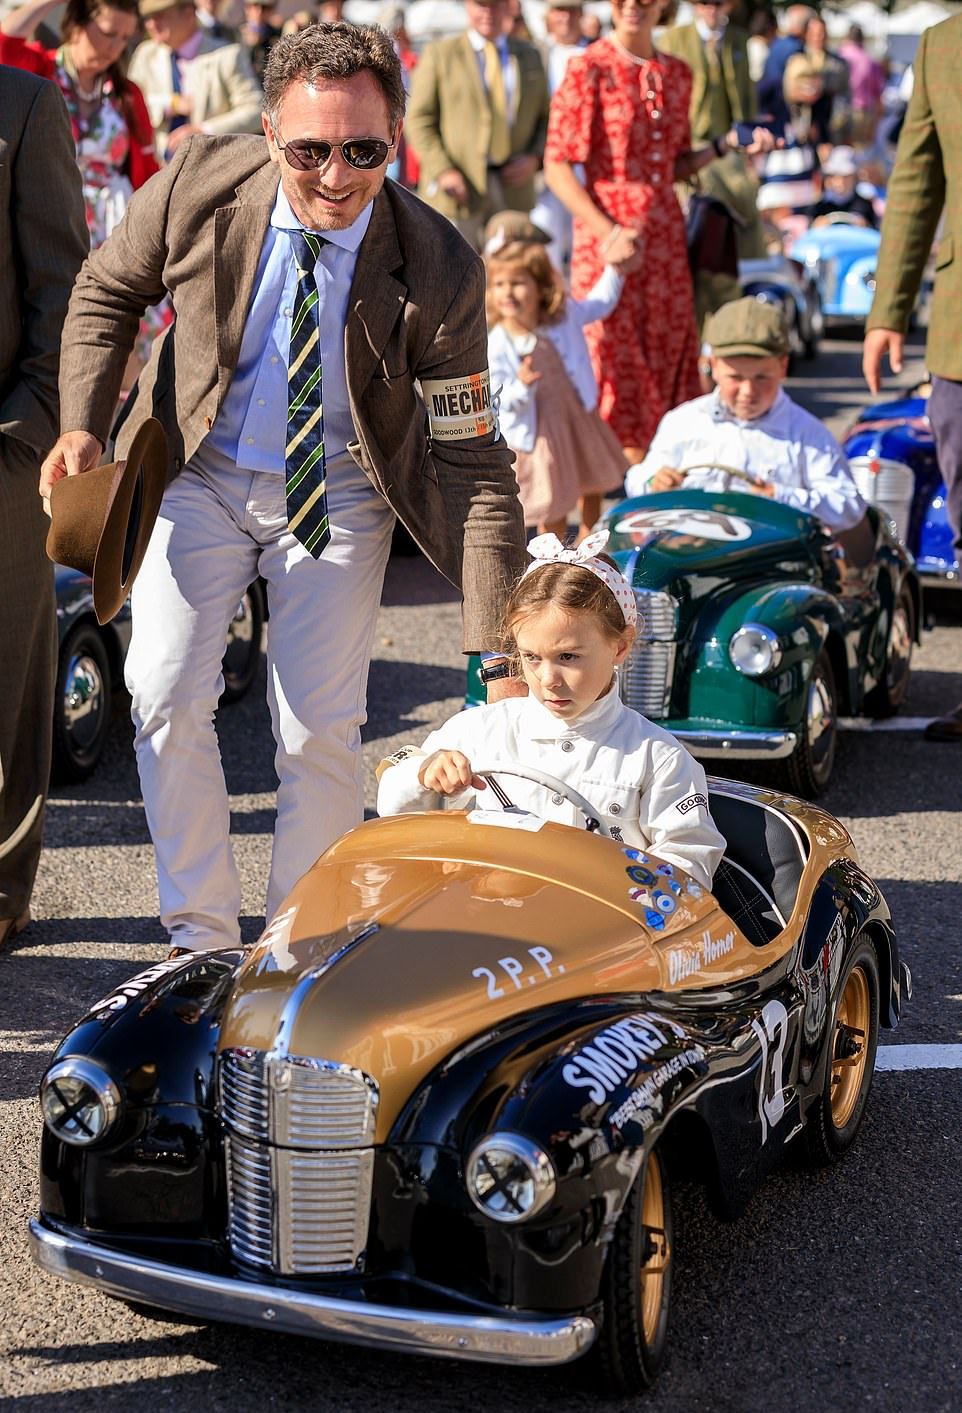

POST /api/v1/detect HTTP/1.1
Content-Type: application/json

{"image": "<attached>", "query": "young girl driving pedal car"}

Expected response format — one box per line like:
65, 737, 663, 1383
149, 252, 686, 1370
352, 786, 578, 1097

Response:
376, 532, 725, 891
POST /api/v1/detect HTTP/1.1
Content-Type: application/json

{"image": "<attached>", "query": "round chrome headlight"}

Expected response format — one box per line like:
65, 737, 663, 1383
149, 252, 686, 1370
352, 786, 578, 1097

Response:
40, 1058, 122, 1146
729, 624, 783, 677
466, 1133, 556, 1224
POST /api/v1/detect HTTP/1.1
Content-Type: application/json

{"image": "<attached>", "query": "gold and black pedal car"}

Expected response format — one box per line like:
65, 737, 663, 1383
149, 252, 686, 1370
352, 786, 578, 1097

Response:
30, 772, 910, 1394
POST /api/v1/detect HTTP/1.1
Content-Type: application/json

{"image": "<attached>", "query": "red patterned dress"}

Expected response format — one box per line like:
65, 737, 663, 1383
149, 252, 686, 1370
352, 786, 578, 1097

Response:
545, 38, 702, 450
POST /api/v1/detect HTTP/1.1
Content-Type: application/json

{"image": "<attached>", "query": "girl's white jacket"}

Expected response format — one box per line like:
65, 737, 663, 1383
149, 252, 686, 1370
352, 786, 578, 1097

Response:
488, 265, 624, 454
376, 685, 726, 891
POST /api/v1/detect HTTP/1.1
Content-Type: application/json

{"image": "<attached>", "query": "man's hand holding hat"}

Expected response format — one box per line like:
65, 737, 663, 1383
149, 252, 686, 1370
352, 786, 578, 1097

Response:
43, 419, 167, 624
39, 430, 105, 512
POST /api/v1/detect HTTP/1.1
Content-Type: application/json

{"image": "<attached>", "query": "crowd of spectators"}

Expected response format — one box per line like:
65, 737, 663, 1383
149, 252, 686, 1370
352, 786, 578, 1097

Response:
0, 0, 910, 503
2, 2, 957, 956
0, 0, 911, 548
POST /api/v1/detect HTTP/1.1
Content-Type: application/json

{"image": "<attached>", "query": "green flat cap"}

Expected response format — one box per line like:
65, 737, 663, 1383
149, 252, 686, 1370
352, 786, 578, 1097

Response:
705, 296, 790, 358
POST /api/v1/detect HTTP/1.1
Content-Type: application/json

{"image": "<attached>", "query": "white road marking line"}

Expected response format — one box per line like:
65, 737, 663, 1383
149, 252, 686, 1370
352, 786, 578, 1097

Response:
838, 717, 937, 733
876, 1044, 962, 1071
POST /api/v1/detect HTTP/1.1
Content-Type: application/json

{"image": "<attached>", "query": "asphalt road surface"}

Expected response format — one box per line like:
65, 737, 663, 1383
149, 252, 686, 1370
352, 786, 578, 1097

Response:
2, 333, 960, 1411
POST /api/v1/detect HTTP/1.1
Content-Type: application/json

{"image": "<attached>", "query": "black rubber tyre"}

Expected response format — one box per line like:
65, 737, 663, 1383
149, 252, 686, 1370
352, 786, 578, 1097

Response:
804, 935, 880, 1166
51, 622, 112, 785
803, 287, 823, 360
220, 580, 265, 706
864, 584, 915, 718
782, 649, 837, 799
595, 1147, 673, 1395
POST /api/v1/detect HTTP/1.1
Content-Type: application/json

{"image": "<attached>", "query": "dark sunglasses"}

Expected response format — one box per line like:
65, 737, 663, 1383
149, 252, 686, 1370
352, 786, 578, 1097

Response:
274, 130, 395, 171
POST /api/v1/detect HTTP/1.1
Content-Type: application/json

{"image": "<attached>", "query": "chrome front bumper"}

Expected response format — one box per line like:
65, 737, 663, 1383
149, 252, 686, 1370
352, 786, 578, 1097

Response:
672, 728, 798, 760
28, 1219, 597, 1367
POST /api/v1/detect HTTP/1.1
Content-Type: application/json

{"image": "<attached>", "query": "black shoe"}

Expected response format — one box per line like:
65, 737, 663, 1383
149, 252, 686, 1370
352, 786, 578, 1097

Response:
924, 706, 962, 742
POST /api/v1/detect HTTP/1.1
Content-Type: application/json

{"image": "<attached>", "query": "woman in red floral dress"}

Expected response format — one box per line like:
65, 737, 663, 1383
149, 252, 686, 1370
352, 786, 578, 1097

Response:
1, 0, 164, 386
545, 0, 769, 463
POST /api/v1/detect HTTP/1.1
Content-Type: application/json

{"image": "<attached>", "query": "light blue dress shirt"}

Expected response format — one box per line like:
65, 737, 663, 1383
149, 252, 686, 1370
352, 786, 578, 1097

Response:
205, 183, 373, 473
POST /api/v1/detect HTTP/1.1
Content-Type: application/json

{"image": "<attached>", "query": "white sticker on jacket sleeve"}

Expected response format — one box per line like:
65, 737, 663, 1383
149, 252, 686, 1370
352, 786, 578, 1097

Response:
422, 370, 495, 441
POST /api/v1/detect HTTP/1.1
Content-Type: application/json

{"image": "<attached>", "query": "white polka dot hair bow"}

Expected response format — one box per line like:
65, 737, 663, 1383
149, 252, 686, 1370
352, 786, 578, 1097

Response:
523, 530, 638, 627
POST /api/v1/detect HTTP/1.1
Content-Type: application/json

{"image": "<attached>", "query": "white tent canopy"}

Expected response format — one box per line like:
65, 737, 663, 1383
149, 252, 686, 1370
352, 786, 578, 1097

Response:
886, 1, 955, 33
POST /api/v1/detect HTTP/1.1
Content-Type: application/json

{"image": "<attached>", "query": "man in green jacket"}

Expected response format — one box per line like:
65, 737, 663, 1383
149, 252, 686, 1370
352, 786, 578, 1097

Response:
863, 14, 962, 742
660, 0, 767, 329
406, 0, 550, 249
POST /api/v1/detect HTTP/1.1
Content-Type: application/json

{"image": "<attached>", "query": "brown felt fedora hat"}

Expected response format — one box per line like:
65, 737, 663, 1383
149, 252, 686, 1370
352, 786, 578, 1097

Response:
46, 418, 167, 625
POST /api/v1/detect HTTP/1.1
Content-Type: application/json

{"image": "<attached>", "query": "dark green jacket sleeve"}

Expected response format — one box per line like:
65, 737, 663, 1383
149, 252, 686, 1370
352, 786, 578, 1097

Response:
867, 27, 945, 343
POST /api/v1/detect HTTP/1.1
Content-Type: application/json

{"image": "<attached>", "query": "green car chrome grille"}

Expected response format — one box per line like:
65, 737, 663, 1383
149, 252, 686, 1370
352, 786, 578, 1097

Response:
621, 589, 678, 719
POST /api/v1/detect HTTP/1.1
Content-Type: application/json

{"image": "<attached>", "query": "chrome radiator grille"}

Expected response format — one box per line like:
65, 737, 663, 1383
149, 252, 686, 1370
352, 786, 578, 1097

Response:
225, 1136, 375, 1274
225, 1134, 273, 1268
621, 589, 678, 718
849, 456, 914, 542
219, 1048, 378, 1276
221, 1050, 377, 1147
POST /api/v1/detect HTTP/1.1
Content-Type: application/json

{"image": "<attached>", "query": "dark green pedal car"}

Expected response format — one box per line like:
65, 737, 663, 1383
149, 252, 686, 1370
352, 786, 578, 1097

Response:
469, 489, 921, 798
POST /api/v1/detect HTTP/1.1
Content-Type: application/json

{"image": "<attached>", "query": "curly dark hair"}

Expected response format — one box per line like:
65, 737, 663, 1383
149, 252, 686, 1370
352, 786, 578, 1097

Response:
263, 22, 406, 130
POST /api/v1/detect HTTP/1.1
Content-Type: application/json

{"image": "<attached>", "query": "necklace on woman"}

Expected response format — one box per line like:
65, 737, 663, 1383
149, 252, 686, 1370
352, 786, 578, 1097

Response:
610, 35, 655, 65
74, 74, 103, 102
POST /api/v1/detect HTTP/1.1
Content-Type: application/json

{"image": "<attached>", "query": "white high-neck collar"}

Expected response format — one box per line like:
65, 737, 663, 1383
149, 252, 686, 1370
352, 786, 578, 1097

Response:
522, 679, 626, 739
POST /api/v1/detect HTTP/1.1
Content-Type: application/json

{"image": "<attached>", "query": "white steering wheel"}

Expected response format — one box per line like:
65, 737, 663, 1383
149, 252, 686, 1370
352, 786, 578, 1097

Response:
473, 765, 616, 840
679, 461, 765, 489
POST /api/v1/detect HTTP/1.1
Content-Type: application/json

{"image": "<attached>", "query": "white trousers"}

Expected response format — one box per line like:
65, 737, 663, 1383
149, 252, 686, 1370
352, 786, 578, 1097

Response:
125, 455, 394, 950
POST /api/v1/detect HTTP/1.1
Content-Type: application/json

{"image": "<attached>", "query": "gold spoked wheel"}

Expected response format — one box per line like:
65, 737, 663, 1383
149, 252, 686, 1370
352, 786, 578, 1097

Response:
830, 964, 871, 1129
598, 1145, 674, 1393
639, 1151, 671, 1345
805, 936, 879, 1166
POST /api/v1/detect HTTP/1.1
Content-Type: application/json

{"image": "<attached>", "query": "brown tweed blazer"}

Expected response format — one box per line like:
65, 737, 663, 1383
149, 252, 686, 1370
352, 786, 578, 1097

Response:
58, 135, 526, 650
0, 67, 87, 459
867, 15, 962, 378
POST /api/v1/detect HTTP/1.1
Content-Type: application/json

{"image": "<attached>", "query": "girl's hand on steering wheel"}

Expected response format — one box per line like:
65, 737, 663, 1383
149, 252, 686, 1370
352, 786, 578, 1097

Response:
419, 750, 487, 796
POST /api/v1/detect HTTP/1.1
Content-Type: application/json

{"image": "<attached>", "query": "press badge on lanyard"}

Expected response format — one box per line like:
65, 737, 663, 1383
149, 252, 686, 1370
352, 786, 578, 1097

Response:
422, 370, 495, 441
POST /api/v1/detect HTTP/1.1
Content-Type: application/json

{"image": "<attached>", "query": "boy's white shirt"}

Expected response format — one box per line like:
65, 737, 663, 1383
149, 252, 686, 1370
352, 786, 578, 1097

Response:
488, 265, 624, 454
376, 685, 726, 892
623, 388, 866, 532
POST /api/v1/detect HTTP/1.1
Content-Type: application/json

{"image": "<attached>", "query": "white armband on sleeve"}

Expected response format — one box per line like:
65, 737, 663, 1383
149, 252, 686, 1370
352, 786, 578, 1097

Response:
377, 747, 445, 817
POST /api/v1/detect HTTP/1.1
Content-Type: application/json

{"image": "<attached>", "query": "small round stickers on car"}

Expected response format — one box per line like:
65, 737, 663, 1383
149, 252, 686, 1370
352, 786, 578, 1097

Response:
623, 847, 695, 928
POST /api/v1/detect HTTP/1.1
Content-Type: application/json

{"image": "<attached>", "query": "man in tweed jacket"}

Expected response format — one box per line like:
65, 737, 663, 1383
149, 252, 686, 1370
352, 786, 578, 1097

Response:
863, 14, 962, 741
40, 24, 526, 954
0, 67, 87, 950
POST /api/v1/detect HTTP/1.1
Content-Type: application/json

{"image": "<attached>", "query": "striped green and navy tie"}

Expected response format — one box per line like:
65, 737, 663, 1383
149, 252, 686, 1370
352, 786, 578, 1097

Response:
286, 230, 330, 558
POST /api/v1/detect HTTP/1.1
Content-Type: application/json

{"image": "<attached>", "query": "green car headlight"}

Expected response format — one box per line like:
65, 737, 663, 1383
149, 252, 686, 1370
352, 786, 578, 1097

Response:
40, 1058, 122, 1146
466, 1134, 556, 1223
729, 624, 783, 677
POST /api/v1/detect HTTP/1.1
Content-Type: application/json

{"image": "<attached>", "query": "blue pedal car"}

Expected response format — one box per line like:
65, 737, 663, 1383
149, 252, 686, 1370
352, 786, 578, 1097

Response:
843, 392, 959, 590
790, 221, 881, 323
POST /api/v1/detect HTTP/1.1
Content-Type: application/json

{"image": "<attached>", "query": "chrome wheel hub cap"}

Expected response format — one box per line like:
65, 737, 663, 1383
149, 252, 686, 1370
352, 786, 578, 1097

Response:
63, 653, 106, 751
